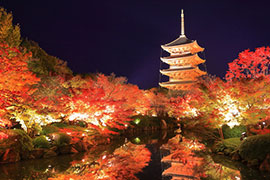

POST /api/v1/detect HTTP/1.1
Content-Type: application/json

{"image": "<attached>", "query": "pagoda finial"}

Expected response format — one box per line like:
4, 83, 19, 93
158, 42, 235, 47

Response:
180, 9, 185, 37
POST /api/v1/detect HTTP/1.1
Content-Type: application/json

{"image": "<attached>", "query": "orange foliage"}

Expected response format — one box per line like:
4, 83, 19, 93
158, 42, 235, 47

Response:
250, 128, 270, 135
0, 43, 39, 127
0, 43, 39, 92
94, 74, 150, 115
0, 131, 8, 140
226, 47, 270, 80
68, 76, 134, 134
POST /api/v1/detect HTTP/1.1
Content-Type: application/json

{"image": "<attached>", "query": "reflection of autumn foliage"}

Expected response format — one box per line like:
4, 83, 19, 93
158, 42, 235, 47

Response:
163, 136, 205, 162
49, 143, 151, 180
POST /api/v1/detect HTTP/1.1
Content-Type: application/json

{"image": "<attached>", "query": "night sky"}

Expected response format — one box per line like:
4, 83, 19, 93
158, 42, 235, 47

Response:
1, 0, 270, 89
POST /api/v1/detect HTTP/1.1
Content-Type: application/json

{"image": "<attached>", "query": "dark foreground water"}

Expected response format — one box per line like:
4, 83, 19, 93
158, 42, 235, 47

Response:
0, 130, 269, 180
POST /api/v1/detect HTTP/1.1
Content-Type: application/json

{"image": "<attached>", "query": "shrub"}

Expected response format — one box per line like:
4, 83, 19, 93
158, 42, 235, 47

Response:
52, 122, 68, 128
0, 129, 33, 154
41, 125, 59, 135
53, 133, 71, 146
222, 125, 246, 139
33, 135, 50, 148
214, 138, 241, 153
12, 129, 34, 152
239, 134, 270, 162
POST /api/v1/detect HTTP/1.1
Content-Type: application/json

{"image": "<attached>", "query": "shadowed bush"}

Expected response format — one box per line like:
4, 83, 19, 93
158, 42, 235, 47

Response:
33, 135, 50, 148
239, 134, 270, 162
53, 133, 71, 147
214, 138, 241, 154
222, 125, 246, 139
41, 125, 59, 135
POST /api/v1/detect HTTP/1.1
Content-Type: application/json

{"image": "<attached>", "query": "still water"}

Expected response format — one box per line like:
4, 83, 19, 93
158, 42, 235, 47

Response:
0, 130, 269, 180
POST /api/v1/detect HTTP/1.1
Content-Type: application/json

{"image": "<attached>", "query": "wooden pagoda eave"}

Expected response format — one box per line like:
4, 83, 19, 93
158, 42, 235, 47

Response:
160, 54, 205, 66
161, 40, 204, 54
160, 67, 206, 77
159, 82, 195, 90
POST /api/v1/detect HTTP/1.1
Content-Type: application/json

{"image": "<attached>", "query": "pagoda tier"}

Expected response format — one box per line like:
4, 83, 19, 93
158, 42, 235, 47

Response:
160, 53, 205, 67
161, 39, 204, 55
159, 9, 206, 90
160, 67, 206, 80
159, 81, 195, 90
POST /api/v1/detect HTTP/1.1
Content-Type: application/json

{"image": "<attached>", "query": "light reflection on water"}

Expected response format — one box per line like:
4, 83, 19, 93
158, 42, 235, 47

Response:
0, 131, 269, 180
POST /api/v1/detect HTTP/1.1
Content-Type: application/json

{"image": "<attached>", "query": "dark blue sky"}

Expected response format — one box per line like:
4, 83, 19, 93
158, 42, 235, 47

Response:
1, 0, 270, 89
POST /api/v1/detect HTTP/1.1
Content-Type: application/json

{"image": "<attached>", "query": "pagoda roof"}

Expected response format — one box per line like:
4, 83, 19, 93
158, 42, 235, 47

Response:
161, 54, 205, 67
161, 40, 204, 55
159, 81, 196, 90
163, 35, 193, 47
160, 67, 206, 80
160, 67, 195, 72
161, 53, 193, 59
159, 81, 195, 85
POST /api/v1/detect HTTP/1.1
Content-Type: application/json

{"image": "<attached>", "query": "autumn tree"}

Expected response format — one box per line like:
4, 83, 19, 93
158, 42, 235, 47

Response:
144, 87, 170, 117
0, 8, 21, 47
93, 74, 150, 115
0, 43, 39, 127
65, 74, 137, 134
227, 77, 270, 126
226, 47, 270, 81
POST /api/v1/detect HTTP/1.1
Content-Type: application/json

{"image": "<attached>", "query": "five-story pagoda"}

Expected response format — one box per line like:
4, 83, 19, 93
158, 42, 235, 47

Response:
159, 9, 206, 90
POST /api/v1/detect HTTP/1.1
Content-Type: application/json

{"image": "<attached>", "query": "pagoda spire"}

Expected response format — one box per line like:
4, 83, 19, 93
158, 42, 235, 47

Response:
180, 9, 185, 37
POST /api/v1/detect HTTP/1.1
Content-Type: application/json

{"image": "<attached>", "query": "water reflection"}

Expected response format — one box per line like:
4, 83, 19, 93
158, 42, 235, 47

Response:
160, 135, 242, 180
49, 143, 151, 180
0, 131, 269, 180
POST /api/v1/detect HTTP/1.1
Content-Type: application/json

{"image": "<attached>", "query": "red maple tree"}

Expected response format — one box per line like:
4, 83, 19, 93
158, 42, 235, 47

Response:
226, 47, 270, 80
0, 43, 39, 127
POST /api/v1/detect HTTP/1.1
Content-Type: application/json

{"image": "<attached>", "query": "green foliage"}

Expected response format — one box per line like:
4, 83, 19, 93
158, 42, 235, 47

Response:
33, 135, 50, 148
0, 8, 21, 47
52, 122, 68, 128
12, 129, 34, 152
53, 133, 71, 146
41, 125, 59, 135
222, 125, 247, 139
239, 134, 270, 162
214, 138, 241, 153
63, 125, 85, 132
0, 129, 34, 152
21, 39, 72, 77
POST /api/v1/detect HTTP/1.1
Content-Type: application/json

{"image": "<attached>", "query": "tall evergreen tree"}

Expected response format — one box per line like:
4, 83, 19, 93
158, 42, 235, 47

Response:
0, 8, 21, 47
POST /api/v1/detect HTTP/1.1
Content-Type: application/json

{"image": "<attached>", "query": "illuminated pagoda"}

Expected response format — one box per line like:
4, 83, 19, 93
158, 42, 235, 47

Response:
159, 9, 206, 90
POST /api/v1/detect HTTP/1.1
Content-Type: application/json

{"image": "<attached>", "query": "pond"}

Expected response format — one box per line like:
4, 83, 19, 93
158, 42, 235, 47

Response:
0, 130, 269, 180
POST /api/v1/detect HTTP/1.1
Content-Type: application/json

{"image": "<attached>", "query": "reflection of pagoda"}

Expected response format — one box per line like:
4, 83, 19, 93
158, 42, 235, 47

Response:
159, 10, 206, 90
160, 135, 203, 180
